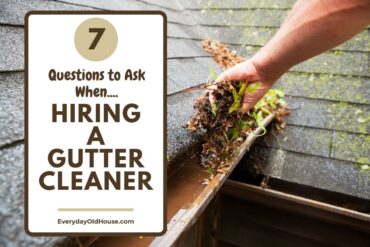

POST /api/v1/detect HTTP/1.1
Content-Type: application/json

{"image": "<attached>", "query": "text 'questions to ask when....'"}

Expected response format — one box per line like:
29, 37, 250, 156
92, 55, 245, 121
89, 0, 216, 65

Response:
25, 11, 166, 235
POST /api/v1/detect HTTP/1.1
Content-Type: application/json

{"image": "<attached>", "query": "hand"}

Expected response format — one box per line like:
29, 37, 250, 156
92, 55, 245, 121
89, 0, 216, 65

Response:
214, 58, 277, 113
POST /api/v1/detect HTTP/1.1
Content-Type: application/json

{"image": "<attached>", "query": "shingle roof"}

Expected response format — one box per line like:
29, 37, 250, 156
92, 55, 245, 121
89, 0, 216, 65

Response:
0, 0, 369, 246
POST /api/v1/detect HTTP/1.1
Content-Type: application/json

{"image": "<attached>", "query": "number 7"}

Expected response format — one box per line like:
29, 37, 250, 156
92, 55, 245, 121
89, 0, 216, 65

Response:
89, 28, 105, 50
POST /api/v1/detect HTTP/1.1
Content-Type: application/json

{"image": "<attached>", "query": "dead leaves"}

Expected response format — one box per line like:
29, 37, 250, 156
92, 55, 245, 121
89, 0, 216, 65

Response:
187, 39, 288, 176
202, 38, 244, 69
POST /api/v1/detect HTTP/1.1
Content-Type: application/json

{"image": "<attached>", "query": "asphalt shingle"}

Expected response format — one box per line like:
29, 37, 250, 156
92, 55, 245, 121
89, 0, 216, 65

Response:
293, 51, 370, 77
52, 0, 197, 26
332, 132, 370, 164
168, 23, 204, 40
202, 26, 370, 52
168, 57, 221, 94
0, 144, 65, 246
242, 146, 369, 199
0, 0, 94, 26
182, 0, 295, 10
0, 72, 24, 147
257, 125, 332, 158
167, 90, 205, 161
235, 45, 370, 76
168, 38, 207, 58
284, 97, 370, 134
0, 26, 23, 71
140, 0, 184, 11
276, 72, 370, 104
189, 9, 288, 27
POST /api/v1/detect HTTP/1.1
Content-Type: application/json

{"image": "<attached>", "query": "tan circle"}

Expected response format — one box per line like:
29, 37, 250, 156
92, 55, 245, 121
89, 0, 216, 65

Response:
74, 18, 118, 61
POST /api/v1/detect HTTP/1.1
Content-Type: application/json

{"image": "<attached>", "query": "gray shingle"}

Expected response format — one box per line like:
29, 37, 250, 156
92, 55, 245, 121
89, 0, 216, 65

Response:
276, 72, 370, 104
0, 0, 93, 26
290, 153, 368, 199
168, 38, 207, 58
281, 150, 345, 193
189, 9, 288, 27
140, 0, 184, 11
202, 26, 370, 52
325, 102, 370, 134
284, 97, 327, 130
168, 23, 204, 40
168, 57, 221, 94
257, 125, 332, 157
246, 146, 369, 199
0, 72, 24, 147
182, 0, 295, 10
0, 144, 65, 246
203, 26, 274, 45
234, 45, 370, 76
293, 51, 370, 77
53, 0, 197, 25
337, 161, 369, 199
167, 90, 205, 162
280, 149, 369, 199
284, 97, 370, 134
0, 26, 23, 71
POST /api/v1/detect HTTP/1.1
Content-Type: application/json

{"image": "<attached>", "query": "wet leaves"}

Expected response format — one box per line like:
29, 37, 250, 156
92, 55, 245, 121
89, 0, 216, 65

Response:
187, 79, 285, 171
188, 39, 287, 173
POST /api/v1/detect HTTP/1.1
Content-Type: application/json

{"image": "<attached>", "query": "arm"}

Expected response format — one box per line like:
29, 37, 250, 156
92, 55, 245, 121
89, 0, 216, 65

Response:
217, 0, 370, 112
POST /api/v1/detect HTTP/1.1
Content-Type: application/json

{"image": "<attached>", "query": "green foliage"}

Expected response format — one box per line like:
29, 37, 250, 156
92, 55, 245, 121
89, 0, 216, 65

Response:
266, 88, 286, 109
209, 66, 218, 81
229, 87, 240, 113
228, 82, 247, 113
206, 166, 216, 175
238, 119, 248, 130
238, 81, 247, 96
211, 102, 217, 116
251, 111, 267, 136
228, 127, 239, 140
246, 82, 260, 93
228, 87, 285, 136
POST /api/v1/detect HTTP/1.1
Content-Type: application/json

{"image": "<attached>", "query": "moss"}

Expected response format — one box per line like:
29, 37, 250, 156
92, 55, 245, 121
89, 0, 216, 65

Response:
336, 30, 370, 52
294, 51, 367, 75
333, 132, 370, 165
327, 102, 369, 134
333, 50, 344, 56
328, 138, 333, 152
279, 73, 368, 104
241, 27, 274, 47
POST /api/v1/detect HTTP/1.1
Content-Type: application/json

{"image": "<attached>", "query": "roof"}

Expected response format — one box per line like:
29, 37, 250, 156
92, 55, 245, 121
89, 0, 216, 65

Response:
0, 0, 369, 246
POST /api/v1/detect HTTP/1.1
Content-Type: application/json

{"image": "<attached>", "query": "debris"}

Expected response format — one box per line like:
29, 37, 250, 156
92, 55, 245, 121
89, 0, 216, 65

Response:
187, 39, 288, 173
187, 79, 286, 171
202, 38, 244, 69
261, 176, 270, 189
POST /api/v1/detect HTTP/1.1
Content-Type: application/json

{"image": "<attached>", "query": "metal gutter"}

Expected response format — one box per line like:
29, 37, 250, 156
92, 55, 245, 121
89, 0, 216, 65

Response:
149, 113, 276, 246
89, 113, 276, 247
222, 179, 370, 233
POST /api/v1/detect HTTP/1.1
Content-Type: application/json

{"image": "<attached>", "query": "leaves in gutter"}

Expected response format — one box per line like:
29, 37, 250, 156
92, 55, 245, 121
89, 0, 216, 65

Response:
187, 39, 288, 176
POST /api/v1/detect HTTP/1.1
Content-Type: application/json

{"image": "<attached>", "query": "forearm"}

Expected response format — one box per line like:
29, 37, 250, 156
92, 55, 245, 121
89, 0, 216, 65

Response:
253, 0, 370, 80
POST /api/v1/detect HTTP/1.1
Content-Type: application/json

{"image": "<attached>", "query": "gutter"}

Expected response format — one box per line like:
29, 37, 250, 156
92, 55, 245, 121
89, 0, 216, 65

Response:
149, 113, 276, 246
84, 113, 276, 247
221, 179, 370, 233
